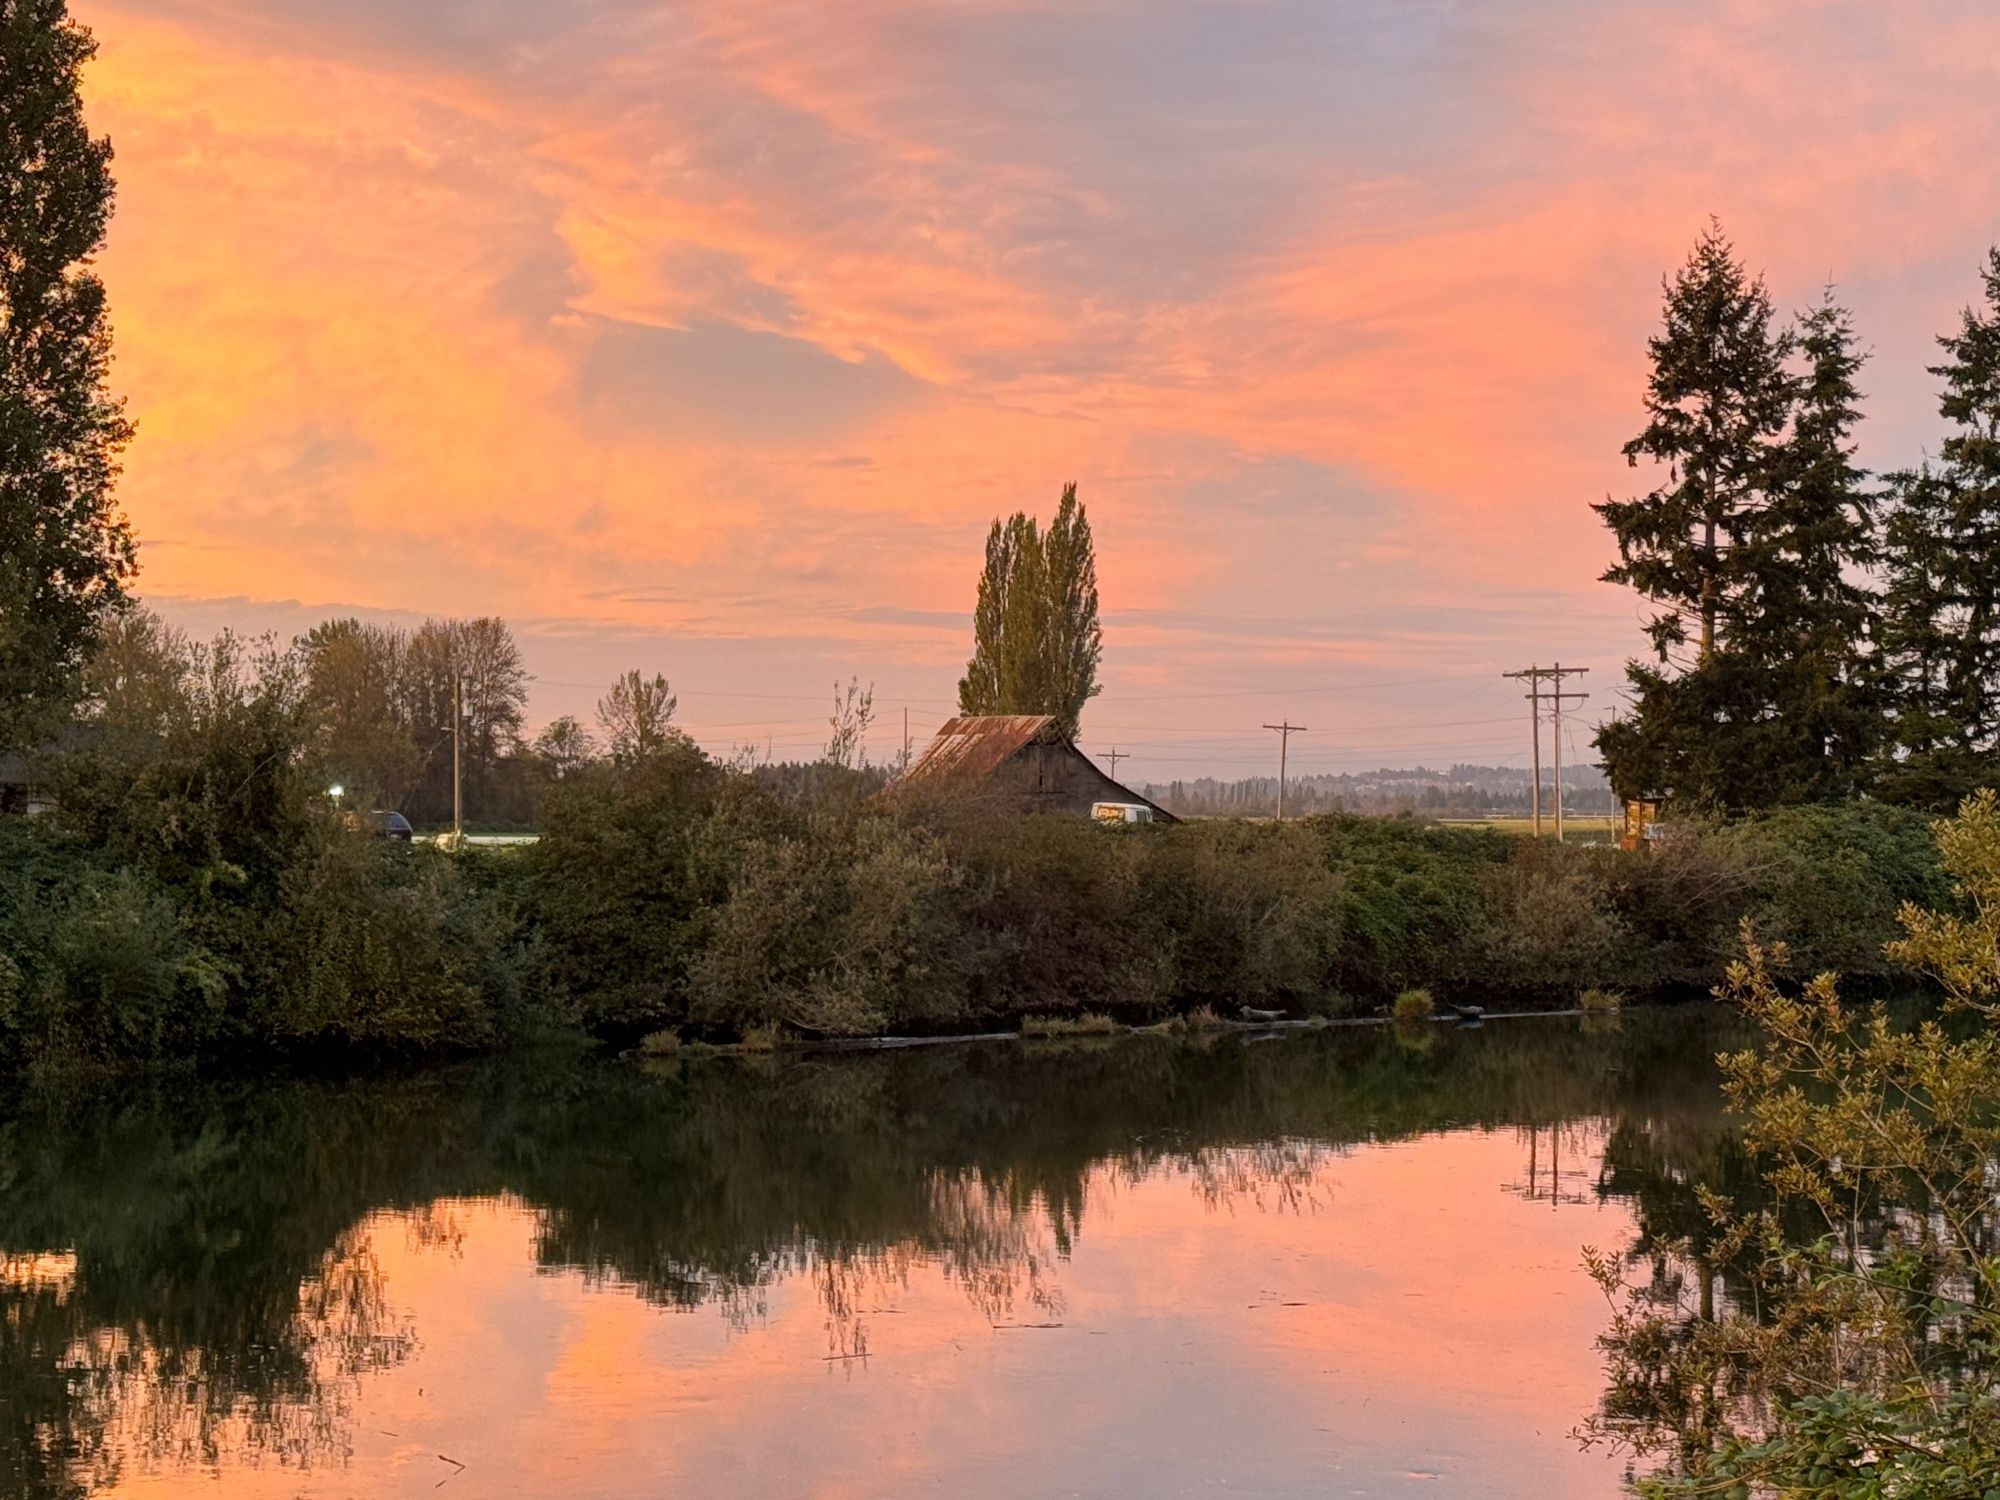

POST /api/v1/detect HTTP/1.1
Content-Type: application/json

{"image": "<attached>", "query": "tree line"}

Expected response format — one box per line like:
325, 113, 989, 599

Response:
1598, 222, 2000, 813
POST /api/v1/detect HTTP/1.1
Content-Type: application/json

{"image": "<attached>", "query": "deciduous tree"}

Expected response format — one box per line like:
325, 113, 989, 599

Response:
957, 483, 1102, 740
0, 0, 134, 748
597, 669, 678, 764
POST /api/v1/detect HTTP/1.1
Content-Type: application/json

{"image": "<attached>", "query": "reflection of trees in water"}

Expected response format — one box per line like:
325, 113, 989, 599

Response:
0, 1007, 1746, 1497
0, 1224, 412, 1500
1181, 1140, 1336, 1216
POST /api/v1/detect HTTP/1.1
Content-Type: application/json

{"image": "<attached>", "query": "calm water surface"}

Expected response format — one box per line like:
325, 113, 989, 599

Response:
0, 1009, 1752, 1498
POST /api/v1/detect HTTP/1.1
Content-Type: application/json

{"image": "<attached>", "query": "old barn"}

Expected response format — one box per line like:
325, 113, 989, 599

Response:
894, 714, 1177, 822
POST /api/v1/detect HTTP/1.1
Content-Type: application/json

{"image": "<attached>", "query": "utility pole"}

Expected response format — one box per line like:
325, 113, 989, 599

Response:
1263, 721, 1306, 821
902, 706, 911, 771
451, 671, 464, 843
1102, 746, 1130, 779
1503, 666, 1550, 835
1547, 662, 1589, 842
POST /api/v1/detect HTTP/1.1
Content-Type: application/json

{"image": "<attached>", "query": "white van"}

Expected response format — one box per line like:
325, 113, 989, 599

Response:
1091, 802, 1155, 825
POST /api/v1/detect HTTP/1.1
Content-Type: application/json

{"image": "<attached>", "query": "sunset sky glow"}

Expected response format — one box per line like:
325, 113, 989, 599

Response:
81, 0, 2000, 774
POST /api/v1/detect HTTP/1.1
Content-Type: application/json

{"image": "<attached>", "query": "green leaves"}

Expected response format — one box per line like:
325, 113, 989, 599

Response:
0, 0, 134, 750
956, 482, 1103, 740
1590, 795, 2000, 1496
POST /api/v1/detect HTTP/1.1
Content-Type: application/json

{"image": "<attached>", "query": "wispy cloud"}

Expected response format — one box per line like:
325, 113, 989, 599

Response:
80, 0, 2000, 771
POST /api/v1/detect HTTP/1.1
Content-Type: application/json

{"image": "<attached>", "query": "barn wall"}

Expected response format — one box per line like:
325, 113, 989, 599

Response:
1008, 741, 1171, 819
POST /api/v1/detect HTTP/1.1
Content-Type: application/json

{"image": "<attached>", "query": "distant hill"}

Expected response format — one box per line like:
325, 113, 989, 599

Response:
1139, 762, 1614, 820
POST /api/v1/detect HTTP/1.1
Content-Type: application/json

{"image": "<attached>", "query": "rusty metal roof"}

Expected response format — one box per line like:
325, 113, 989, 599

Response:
901, 714, 1061, 784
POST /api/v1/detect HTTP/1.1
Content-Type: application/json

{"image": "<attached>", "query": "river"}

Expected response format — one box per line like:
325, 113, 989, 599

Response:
0, 1007, 1752, 1498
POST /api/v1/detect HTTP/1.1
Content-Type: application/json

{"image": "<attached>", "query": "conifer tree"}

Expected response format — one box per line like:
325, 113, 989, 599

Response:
1596, 235, 1882, 809
1878, 249, 2000, 805
1594, 226, 1793, 807
1737, 291, 1881, 800
0, 0, 133, 748
1596, 222, 1793, 667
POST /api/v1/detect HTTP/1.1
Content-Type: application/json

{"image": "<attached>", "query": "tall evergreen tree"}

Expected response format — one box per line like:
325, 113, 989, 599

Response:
1596, 233, 1884, 810
1877, 249, 2000, 805
956, 484, 1103, 740
1595, 226, 1794, 807
0, 0, 133, 748
1732, 290, 1881, 801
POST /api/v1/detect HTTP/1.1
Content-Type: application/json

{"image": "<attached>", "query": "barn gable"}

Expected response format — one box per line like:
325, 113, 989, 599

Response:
895, 715, 1178, 822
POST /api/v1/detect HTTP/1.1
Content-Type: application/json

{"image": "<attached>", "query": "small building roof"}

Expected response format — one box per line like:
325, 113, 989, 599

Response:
902, 714, 1061, 784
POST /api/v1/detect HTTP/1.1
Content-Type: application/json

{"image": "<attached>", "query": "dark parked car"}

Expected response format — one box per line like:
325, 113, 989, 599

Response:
344, 809, 415, 842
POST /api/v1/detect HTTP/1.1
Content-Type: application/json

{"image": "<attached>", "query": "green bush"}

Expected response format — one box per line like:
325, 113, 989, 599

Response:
1136, 820, 1342, 1006
1473, 842, 1630, 992
521, 743, 735, 1033
690, 810, 968, 1038
1707, 802, 1948, 978
1309, 816, 1509, 995
1392, 987, 1435, 1021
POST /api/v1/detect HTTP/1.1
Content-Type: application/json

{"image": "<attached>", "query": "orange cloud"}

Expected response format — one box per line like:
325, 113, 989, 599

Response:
73, 0, 2000, 770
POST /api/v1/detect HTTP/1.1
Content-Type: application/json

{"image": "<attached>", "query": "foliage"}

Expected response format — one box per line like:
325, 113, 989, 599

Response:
1474, 840, 1631, 993
823, 676, 875, 769
689, 808, 967, 1038
957, 482, 1103, 739
1585, 792, 2000, 1497
294, 614, 528, 824
1311, 815, 1509, 994
1711, 801, 1952, 979
1877, 250, 2000, 809
595, 668, 679, 766
1020, 1012, 1119, 1038
0, 629, 526, 1069
519, 738, 730, 1034
1392, 988, 1434, 1022
1578, 987, 1624, 1013
1595, 229, 1879, 811
0, 0, 134, 751
1597, 221, 1794, 668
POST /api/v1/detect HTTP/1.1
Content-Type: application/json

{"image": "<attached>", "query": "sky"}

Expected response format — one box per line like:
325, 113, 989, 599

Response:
75, 0, 2000, 778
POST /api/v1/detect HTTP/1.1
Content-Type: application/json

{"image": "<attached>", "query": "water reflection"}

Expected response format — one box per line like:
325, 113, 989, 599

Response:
0, 1009, 1752, 1499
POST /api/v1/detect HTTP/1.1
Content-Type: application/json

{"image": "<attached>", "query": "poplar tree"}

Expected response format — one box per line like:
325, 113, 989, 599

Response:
1877, 249, 2000, 805
956, 483, 1102, 740
0, 0, 133, 748
1037, 483, 1103, 737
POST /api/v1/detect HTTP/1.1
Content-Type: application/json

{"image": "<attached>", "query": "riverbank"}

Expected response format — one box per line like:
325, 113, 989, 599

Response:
0, 717, 1954, 1073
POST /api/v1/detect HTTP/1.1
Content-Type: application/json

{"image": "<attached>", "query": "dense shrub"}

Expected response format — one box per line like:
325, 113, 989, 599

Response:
1307, 816, 1511, 994
690, 811, 968, 1037
0, 640, 531, 1070
1473, 842, 1630, 992
1707, 802, 1950, 977
941, 806, 1163, 1018
0, 670, 1967, 1066
519, 741, 735, 1034
1135, 819, 1342, 1005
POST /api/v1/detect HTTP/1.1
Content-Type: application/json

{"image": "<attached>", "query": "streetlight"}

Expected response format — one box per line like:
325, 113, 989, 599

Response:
328, 784, 345, 806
